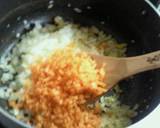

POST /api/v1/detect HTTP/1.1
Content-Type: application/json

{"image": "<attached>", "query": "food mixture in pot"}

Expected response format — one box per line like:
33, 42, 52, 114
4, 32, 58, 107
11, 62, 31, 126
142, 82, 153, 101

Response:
0, 16, 137, 128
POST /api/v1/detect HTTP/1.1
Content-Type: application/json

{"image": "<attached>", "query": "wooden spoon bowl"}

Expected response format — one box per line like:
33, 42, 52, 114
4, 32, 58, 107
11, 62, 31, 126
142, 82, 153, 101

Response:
90, 50, 160, 91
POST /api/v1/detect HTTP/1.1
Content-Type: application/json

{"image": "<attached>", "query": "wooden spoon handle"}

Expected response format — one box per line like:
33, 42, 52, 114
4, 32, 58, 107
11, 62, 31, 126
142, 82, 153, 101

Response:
125, 50, 160, 77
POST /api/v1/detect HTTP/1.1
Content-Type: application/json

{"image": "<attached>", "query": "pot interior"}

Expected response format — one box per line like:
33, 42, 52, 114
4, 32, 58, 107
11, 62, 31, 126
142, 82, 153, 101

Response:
0, 0, 159, 127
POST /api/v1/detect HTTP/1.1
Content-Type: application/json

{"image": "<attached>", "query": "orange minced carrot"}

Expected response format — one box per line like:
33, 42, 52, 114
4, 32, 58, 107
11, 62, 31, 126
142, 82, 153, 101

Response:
22, 47, 106, 128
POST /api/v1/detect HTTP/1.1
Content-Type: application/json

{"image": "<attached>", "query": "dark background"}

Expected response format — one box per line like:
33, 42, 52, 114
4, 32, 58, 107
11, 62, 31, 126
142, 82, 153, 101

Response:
0, 0, 159, 19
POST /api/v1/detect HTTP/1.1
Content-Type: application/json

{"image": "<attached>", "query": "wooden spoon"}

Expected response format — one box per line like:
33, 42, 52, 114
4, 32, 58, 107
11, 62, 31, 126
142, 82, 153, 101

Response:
90, 50, 160, 91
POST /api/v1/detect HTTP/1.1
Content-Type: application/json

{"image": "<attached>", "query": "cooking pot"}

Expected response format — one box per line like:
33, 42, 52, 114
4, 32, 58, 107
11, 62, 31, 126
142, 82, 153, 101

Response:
0, 0, 159, 127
